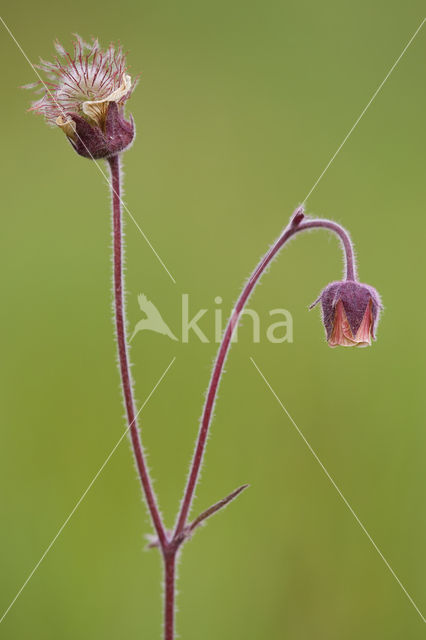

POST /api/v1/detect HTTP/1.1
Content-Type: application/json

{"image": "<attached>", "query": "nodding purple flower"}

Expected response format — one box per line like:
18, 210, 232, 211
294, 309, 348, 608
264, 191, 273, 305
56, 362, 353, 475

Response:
312, 280, 382, 348
25, 36, 136, 159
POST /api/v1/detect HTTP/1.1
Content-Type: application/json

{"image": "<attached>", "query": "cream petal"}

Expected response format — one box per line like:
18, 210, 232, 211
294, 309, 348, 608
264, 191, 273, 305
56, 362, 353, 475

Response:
82, 74, 132, 125
55, 115, 77, 140
354, 300, 373, 344
328, 299, 372, 348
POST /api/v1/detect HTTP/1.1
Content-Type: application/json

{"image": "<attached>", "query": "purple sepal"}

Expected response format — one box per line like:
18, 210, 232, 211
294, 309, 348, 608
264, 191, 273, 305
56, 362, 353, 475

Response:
67, 102, 135, 159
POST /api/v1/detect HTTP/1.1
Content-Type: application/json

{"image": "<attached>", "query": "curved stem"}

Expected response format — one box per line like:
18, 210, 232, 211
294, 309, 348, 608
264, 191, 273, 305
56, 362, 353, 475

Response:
174, 211, 356, 535
108, 154, 167, 550
305, 219, 357, 281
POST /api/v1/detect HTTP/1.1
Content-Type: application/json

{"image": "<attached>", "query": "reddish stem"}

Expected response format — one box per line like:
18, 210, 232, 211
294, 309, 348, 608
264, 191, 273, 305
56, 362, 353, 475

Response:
108, 154, 167, 550
108, 177, 356, 640
174, 211, 356, 535
164, 552, 177, 640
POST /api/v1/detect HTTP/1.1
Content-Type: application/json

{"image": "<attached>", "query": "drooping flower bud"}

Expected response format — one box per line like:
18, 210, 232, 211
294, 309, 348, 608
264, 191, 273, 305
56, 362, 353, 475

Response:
25, 36, 136, 159
311, 281, 382, 347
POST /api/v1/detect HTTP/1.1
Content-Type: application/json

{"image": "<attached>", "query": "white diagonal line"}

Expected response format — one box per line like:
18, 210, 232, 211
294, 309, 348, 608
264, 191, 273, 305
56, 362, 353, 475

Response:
303, 17, 425, 203
250, 356, 425, 624
0, 356, 176, 625
0, 15, 177, 285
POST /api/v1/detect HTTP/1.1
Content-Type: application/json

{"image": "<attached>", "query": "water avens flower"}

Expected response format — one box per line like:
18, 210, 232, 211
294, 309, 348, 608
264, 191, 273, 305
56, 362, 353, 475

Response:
312, 281, 382, 347
25, 36, 135, 159
25, 34, 384, 639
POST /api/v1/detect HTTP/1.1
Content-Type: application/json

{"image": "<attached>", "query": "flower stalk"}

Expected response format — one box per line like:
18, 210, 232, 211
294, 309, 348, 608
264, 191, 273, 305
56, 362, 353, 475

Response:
173, 208, 375, 538
110, 154, 179, 639
109, 154, 167, 549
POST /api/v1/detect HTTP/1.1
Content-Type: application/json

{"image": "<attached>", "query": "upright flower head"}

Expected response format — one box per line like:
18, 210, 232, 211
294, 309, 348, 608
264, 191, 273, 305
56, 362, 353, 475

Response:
26, 35, 136, 159
312, 281, 382, 347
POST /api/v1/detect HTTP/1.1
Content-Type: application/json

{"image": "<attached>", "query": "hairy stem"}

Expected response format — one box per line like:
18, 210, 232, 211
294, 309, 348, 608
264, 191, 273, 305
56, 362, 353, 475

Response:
108, 154, 167, 549
164, 552, 177, 640
108, 181, 355, 640
174, 210, 356, 535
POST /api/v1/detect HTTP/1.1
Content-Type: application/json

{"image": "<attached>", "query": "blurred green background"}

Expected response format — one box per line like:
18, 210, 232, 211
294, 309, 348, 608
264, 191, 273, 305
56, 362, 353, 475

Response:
1, 1, 425, 638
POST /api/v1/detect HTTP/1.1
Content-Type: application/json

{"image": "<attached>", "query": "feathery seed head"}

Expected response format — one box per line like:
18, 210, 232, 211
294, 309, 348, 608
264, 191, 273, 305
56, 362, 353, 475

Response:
25, 35, 136, 159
